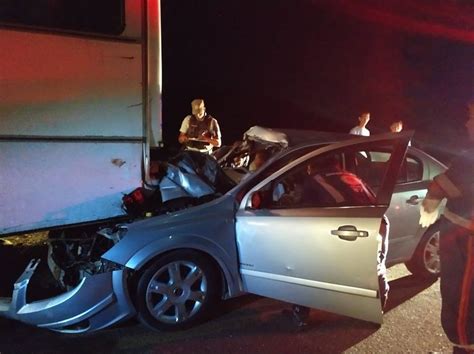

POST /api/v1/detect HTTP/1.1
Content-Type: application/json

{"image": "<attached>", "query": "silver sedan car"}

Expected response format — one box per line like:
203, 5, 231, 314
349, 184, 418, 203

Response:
1, 131, 441, 333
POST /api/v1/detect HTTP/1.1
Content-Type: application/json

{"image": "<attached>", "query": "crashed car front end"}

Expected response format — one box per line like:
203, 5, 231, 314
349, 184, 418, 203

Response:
0, 227, 136, 334
0, 261, 135, 334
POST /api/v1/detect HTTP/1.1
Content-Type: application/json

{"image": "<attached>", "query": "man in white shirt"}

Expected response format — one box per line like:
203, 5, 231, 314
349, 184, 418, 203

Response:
178, 99, 222, 154
349, 112, 371, 136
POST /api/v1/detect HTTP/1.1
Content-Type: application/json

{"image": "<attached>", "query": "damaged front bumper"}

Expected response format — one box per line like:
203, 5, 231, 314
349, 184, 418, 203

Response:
0, 259, 136, 334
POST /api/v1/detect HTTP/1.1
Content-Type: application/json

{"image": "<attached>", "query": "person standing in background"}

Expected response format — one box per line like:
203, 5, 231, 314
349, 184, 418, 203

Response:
390, 121, 403, 133
178, 99, 222, 154
349, 112, 371, 136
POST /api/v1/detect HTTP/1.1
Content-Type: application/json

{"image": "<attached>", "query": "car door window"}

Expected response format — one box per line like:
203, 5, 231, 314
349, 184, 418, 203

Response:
405, 156, 423, 182
349, 151, 423, 187
260, 151, 377, 209
236, 145, 325, 201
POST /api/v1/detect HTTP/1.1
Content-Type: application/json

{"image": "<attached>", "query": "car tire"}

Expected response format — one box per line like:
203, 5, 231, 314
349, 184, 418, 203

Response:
135, 250, 220, 331
405, 225, 440, 279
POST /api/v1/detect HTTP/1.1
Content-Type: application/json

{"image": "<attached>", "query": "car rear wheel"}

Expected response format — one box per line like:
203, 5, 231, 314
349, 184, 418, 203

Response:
405, 226, 440, 279
136, 250, 220, 331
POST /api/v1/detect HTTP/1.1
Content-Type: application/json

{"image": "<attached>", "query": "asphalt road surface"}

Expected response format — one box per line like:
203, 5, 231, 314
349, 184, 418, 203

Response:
0, 264, 452, 354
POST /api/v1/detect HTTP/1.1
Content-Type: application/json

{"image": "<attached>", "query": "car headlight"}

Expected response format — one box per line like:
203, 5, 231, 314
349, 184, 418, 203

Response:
96, 225, 128, 242
99, 258, 124, 272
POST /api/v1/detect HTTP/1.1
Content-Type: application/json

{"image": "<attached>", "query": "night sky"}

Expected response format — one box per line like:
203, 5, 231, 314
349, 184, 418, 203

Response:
161, 0, 474, 160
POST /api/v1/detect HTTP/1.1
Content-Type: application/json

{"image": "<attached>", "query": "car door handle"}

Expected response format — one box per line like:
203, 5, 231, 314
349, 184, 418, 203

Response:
406, 195, 421, 205
331, 225, 369, 241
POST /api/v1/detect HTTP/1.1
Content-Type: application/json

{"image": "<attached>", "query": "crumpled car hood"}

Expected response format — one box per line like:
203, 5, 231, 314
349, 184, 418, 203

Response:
153, 151, 236, 206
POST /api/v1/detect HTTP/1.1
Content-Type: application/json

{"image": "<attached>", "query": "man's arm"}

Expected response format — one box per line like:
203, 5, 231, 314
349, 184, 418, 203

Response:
178, 132, 188, 144
419, 167, 461, 227
419, 179, 445, 227
178, 116, 191, 145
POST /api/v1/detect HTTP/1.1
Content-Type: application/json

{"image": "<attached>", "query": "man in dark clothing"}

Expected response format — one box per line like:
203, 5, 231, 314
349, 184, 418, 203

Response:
178, 98, 222, 154
420, 102, 474, 353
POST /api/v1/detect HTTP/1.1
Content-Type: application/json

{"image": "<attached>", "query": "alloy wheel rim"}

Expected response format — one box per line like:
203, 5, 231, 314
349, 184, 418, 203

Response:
145, 260, 207, 324
423, 231, 440, 274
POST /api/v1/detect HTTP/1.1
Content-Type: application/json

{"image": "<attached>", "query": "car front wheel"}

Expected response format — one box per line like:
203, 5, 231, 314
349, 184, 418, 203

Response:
136, 250, 220, 331
405, 226, 440, 279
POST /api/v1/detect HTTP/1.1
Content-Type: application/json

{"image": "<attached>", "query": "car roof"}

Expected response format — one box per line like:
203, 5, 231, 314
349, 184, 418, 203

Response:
244, 126, 357, 147
241, 127, 392, 168
276, 128, 357, 146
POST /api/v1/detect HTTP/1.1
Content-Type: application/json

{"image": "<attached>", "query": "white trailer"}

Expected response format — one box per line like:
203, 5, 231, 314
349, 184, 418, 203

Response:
0, 0, 162, 235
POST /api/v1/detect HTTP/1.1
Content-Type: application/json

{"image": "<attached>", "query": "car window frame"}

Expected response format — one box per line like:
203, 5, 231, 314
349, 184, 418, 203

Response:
260, 150, 377, 209
239, 132, 413, 210
235, 144, 325, 202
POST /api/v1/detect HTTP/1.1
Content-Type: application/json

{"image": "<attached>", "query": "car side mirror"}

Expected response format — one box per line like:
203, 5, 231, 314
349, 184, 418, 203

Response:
248, 191, 263, 209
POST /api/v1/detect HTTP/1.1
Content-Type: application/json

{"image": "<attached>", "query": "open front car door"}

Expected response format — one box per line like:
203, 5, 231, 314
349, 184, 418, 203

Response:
235, 132, 412, 324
